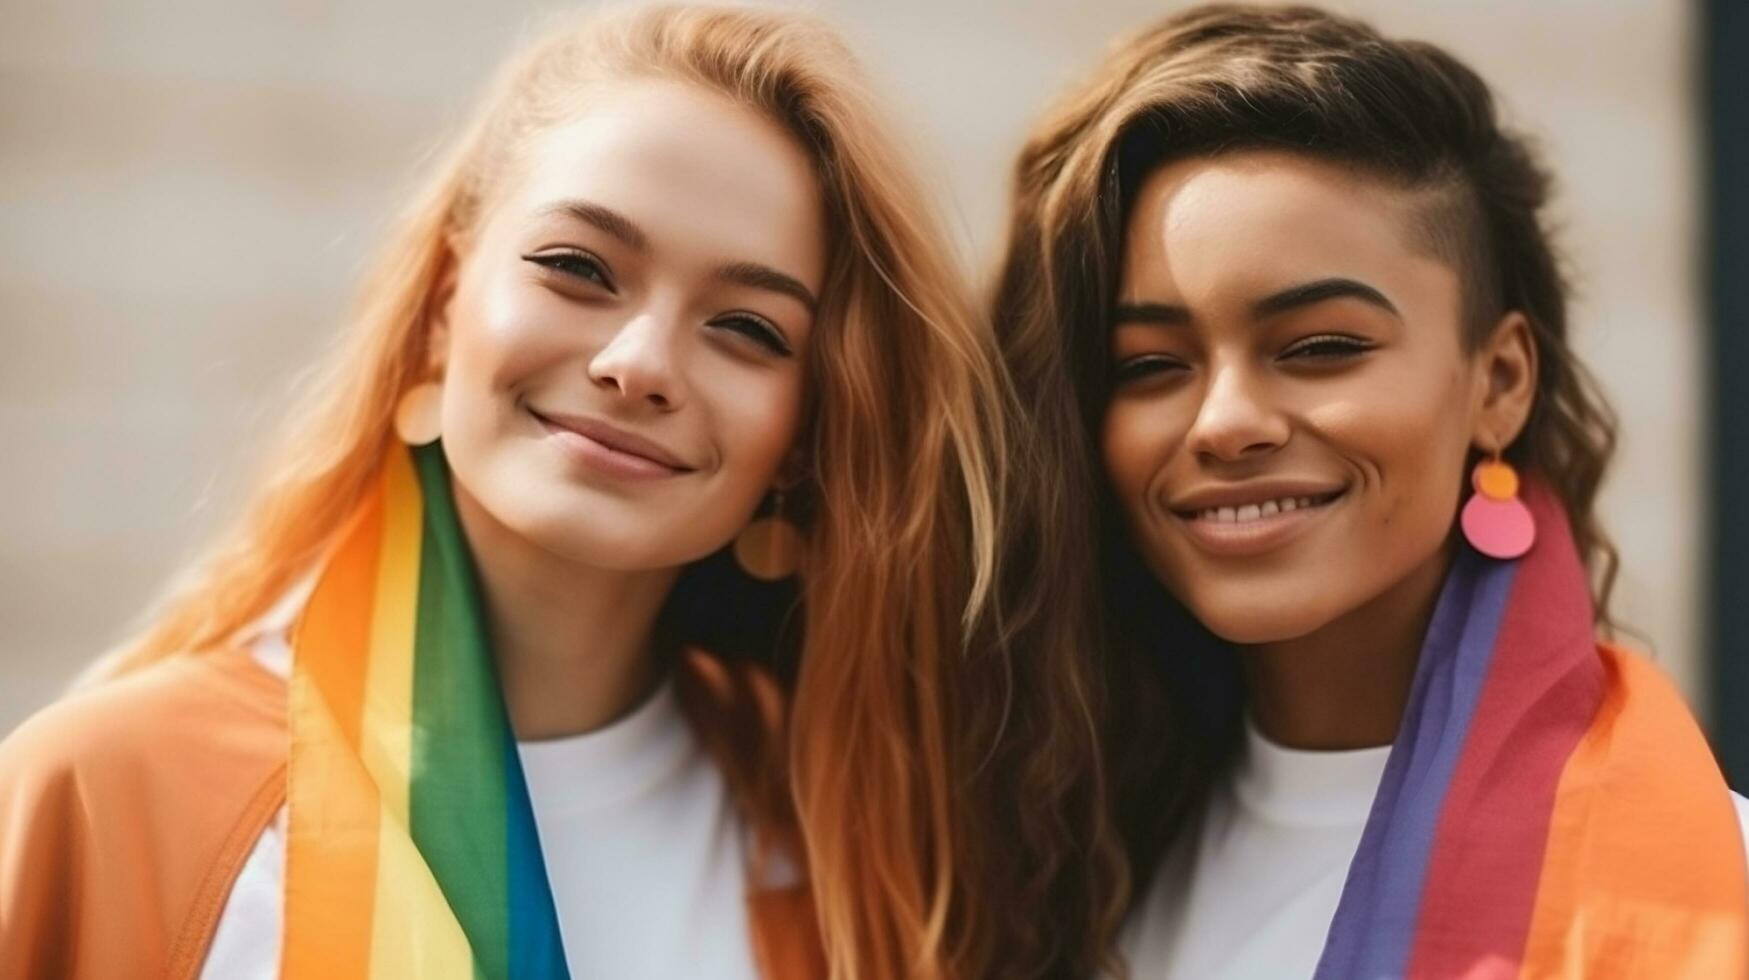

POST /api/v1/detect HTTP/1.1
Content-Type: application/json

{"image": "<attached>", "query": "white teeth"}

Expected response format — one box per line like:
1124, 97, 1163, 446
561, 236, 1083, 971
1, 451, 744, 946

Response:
1195, 495, 1326, 524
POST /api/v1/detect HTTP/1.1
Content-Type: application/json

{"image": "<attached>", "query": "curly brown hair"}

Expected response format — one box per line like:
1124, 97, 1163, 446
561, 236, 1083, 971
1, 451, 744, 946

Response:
992, 2, 1621, 920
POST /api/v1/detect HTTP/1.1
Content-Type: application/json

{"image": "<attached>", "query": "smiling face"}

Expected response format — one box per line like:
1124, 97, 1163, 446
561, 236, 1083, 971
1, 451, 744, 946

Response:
432, 79, 825, 571
1103, 150, 1516, 645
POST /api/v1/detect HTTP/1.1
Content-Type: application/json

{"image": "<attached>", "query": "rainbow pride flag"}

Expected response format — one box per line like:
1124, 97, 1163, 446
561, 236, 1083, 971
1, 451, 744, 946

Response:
283, 442, 569, 978
1314, 481, 1749, 978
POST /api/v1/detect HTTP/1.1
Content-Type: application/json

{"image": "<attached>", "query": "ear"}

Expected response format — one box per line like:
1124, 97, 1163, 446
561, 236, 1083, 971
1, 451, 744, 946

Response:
1471, 310, 1538, 453
422, 237, 465, 376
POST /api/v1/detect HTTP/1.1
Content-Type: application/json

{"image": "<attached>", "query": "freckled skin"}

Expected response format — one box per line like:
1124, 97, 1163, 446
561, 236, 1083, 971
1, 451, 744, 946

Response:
433, 80, 826, 571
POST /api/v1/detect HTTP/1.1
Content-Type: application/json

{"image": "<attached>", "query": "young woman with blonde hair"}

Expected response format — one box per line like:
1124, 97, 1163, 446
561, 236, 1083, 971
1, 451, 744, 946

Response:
0, 6, 1113, 978
995, 4, 1748, 977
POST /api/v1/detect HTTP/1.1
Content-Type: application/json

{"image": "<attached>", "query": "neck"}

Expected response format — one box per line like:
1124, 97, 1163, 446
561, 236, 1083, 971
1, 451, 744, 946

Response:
452, 479, 680, 741
1240, 539, 1455, 751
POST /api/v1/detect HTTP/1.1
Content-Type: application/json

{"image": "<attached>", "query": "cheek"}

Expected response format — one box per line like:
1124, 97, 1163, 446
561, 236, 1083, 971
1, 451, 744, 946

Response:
1102, 399, 1176, 505
448, 272, 578, 397
1306, 362, 1473, 551
710, 366, 805, 489
1297, 344, 1458, 453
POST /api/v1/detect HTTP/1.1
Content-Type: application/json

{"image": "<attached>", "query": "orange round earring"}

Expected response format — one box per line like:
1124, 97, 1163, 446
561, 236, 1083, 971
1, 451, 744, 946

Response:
1460, 453, 1536, 559
394, 382, 443, 446
734, 490, 803, 581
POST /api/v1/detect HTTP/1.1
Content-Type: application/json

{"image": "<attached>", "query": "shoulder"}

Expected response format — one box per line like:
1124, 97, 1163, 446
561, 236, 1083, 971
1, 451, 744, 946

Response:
0, 651, 288, 975
0, 649, 285, 794
1595, 643, 1749, 858
0, 648, 288, 850
1592, 642, 1714, 744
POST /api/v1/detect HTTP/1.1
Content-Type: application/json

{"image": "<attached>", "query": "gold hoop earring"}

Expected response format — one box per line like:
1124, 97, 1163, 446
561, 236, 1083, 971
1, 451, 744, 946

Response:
394, 381, 443, 446
734, 489, 804, 581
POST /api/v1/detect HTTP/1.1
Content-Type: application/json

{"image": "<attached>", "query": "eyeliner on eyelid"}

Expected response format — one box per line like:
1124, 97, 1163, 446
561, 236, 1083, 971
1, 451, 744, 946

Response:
523, 250, 615, 289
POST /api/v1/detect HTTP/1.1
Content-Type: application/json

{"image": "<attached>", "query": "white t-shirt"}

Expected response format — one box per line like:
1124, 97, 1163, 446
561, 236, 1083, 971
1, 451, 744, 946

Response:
200, 582, 760, 979
1120, 723, 1749, 979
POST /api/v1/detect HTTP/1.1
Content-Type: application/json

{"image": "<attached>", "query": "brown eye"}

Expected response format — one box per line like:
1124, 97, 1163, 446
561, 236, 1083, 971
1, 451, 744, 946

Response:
523, 249, 616, 292
1280, 334, 1374, 361
710, 313, 793, 357
1115, 354, 1189, 383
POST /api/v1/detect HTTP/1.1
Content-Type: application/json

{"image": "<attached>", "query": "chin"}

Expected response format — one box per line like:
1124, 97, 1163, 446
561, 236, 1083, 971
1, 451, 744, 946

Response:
481, 487, 640, 560
1176, 587, 1337, 647
529, 511, 709, 570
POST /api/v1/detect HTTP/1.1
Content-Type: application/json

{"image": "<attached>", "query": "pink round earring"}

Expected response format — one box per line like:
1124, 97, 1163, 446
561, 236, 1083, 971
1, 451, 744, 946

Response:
1460, 452, 1536, 559
394, 381, 443, 446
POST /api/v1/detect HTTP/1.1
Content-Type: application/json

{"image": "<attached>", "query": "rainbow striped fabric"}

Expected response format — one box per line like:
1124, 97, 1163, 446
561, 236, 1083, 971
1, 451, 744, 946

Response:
283, 442, 569, 978
1314, 480, 1749, 978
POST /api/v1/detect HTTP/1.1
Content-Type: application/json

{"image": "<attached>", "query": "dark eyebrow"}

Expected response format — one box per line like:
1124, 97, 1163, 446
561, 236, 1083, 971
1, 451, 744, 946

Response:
1252, 277, 1400, 319
1112, 278, 1399, 330
1111, 301, 1192, 326
716, 261, 818, 315
539, 199, 649, 252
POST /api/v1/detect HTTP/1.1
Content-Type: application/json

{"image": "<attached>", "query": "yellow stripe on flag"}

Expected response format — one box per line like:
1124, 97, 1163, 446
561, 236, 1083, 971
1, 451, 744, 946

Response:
360, 447, 422, 822
367, 805, 478, 978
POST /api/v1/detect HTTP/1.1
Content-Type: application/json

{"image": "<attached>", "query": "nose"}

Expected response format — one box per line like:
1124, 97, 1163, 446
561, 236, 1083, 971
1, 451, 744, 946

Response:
1185, 359, 1289, 462
588, 311, 686, 411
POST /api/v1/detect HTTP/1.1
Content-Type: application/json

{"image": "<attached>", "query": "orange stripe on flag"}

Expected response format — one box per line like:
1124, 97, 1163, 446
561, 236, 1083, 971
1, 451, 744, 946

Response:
1518, 645, 1749, 978
283, 467, 390, 977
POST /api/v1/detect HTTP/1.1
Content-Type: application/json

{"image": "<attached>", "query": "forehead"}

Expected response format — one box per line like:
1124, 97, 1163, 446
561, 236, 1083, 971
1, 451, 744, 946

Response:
1121, 150, 1450, 301
497, 79, 825, 278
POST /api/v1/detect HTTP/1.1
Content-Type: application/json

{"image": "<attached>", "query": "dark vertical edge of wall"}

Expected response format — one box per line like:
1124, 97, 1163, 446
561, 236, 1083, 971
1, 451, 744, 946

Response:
1706, 0, 1747, 787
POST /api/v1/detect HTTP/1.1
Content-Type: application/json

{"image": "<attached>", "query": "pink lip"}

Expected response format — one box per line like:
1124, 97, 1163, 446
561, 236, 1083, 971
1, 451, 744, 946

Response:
529, 409, 694, 480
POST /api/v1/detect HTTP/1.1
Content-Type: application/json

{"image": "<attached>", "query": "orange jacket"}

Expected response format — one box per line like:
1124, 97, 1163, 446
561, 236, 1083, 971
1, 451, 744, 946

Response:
0, 651, 824, 980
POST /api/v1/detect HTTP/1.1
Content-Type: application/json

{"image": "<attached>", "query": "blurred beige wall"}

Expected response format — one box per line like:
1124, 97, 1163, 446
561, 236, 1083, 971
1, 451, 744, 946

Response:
0, 0, 1699, 734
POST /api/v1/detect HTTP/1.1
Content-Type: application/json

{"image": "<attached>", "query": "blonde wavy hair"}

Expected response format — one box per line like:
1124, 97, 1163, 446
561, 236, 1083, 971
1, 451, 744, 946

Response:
80, 5, 1114, 977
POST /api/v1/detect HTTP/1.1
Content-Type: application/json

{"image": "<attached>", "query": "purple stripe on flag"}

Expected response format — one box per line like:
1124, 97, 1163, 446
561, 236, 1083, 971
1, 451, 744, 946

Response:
1313, 549, 1518, 979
